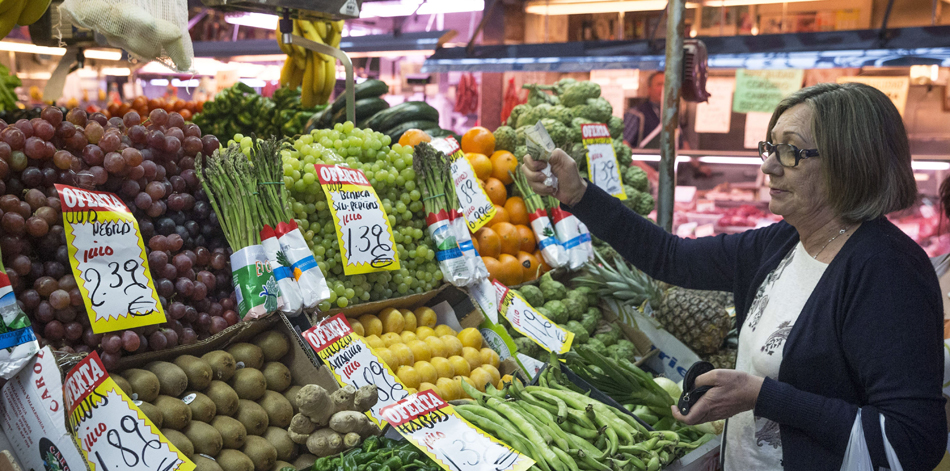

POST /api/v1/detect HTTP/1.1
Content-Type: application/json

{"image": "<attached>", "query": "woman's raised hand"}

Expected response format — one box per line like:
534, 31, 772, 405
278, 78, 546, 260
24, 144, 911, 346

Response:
522, 149, 587, 207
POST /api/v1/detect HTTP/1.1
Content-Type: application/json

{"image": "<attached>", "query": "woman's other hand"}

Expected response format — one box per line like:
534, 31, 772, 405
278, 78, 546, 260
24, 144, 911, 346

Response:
672, 369, 765, 425
522, 149, 587, 207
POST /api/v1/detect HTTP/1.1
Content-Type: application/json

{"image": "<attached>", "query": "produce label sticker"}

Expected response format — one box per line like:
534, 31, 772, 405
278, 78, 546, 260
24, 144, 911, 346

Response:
432, 137, 496, 232
303, 313, 409, 426
63, 352, 194, 471
56, 184, 166, 334
315, 165, 400, 275
493, 280, 574, 354
381, 390, 534, 471
582, 124, 626, 200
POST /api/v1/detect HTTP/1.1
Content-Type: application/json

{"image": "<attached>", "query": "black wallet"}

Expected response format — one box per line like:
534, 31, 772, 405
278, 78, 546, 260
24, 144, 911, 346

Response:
677, 361, 715, 416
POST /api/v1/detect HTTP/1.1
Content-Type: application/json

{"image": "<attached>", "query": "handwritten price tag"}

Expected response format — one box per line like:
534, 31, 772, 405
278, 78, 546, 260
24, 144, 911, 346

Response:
494, 281, 573, 354
382, 390, 534, 471
303, 314, 408, 426
432, 137, 496, 232
64, 352, 194, 471
316, 165, 400, 275
56, 185, 166, 334
582, 124, 626, 200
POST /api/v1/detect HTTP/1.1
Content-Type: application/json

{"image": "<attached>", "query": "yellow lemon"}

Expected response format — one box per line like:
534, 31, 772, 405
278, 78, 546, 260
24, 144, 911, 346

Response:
403, 310, 418, 332
378, 308, 405, 333
381, 332, 403, 347
406, 340, 432, 362
397, 365, 422, 389
358, 314, 383, 336
479, 347, 500, 368
375, 347, 398, 370
418, 381, 441, 397
455, 375, 476, 398
461, 346, 482, 371
430, 357, 456, 378
440, 335, 464, 357
406, 387, 418, 395
469, 367, 493, 392
434, 325, 457, 337
458, 328, 484, 349
436, 377, 461, 400
389, 343, 415, 368
447, 356, 471, 377
413, 361, 439, 384
414, 306, 438, 328
480, 363, 502, 386
415, 326, 436, 341
400, 331, 418, 344
424, 336, 448, 358
499, 374, 518, 389
349, 318, 365, 336
365, 335, 385, 350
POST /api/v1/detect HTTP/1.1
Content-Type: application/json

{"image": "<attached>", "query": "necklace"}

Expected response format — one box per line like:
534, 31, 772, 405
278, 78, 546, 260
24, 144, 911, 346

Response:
813, 227, 849, 260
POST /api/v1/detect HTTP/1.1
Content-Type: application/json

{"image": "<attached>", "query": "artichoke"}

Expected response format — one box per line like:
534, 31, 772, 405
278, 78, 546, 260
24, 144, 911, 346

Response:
614, 140, 633, 166
507, 104, 531, 127
571, 97, 613, 124
518, 285, 545, 308
623, 166, 649, 192
551, 105, 576, 126
565, 321, 590, 344
608, 115, 624, 139
560, 81, 602, 108
517, 104, 552, 128
494, 126, 518, 152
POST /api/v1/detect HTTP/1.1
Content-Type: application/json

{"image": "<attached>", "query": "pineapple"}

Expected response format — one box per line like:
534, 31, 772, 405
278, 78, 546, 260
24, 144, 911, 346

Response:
704, 347, 738, 369
575, 254, 733, 355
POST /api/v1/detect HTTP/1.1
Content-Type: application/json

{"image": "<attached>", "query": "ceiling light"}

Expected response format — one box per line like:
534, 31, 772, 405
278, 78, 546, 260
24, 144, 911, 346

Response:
149, 79, 170, 86
0, 41, 66, 56
224, 12, 279, 30
698, 156, 763, 165
346, 49, 436, 58
360, 0, 483, 18
83, 48, 123, 61
911, 161, 950, 171
525, 0, 821, 15
19, 72, 52, 80
102, 67, 131, 76
632, 155, 691, 164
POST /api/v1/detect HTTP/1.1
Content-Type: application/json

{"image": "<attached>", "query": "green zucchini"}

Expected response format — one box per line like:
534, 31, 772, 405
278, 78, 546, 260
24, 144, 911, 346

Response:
366, 101, 440, 133
385, 120, 439, 142
332, 97, 390, 125
329, 79, 389, 115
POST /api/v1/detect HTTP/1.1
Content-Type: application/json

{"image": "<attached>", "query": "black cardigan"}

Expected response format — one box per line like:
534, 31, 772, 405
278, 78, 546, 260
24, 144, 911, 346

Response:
569, 183, 946, 470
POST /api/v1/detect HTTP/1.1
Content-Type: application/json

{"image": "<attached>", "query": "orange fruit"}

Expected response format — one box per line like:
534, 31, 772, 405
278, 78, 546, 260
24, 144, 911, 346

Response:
483, 256, 502, 283
535, 249, 552, 274
496, 253, 524, 286
487, 206, 509, 227
504, 197, 529, 225
399, 129, 432, 147
484, 178, 507, 206
474, 227, 501, 258
471, 236, 480, 254
517, 251, 541, 282
461, 127, 495, 155
466, 153, 492, 181
490, 151, 518, 185
515, 225, 535, 253
493, 222, 520, 256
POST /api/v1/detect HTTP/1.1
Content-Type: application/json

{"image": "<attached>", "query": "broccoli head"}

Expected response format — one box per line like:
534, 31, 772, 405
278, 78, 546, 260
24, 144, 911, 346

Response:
613, 140, 633, 166
550, 106, 576, 126
565, 320, 590, 343
608, 115, 624, 139
560, 81, 602, 108
525, 84, 560, 107
562, 297, 585, 322
623, 166, 649, 192
518, 285, 545, 308
540, 272, 568, 301
517, 104, 553, 128
507, 104, 531, 127
494, 126, 518, 152
542, 300, 569, 324
566, 290, 590, 313
539, 118, 570, 147
570, 97, 613, 124
585, 337, 607, 352
637, 193, 655, 216
514, 337, 540, 359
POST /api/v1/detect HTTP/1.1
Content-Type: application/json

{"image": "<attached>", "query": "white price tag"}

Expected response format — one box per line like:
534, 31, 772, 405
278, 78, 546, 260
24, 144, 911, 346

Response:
64, 352, 194, 471
493, 281, 574, 354
303, 314, 409, 426
581, 124, 626, 200
381, 390, 534, 471
316, 165, 400, 275
432, 137, 497, 233
469, 278, 498, 323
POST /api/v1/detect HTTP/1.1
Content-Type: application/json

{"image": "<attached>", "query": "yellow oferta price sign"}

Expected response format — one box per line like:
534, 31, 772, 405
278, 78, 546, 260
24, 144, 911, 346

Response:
316, 165, 400, 275
581, 124, 626, 200
493, 280, 574, 354
431, 137, 496, 232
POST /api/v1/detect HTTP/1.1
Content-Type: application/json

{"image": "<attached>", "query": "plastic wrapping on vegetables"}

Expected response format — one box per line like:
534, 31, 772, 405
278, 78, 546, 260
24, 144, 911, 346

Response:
275, 220, 331, 309
230, 245, 282, 320
0, 271, 39, 379
261, 225, 303, 315
453, 209, 489, 282
552, 208, 593, 270
529, 209, 568, 269
426, 210, 473, 287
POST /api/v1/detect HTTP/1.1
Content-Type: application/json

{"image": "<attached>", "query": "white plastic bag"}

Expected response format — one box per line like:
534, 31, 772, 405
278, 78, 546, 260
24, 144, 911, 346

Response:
61, 0, 193, 71
839, 409, 903, 471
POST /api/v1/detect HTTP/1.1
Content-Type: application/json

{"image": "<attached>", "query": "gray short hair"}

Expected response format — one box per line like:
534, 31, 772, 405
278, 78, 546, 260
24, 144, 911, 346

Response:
767, 82, 917, 222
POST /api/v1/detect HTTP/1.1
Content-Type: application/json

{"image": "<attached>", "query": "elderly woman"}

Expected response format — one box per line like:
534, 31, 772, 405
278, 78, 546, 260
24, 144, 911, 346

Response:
523, 82, 946, 470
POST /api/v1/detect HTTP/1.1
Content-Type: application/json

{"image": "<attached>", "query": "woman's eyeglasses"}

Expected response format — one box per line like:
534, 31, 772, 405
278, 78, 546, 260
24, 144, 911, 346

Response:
758, 141, 819, 167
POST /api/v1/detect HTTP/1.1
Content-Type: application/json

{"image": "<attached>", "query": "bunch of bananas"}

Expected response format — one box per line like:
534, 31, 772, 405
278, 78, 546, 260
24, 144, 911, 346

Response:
0, 0, 51, 39
278, 19, 344, 108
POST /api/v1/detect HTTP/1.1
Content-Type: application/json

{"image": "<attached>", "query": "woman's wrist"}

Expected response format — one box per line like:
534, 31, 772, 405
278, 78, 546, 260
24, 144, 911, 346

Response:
563, 180, 587, 207
746, 374, 765, 411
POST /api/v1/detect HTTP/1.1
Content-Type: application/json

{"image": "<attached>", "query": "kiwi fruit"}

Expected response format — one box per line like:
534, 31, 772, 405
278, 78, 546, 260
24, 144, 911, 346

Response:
160, 428, 194, 458
202, 351, 237, 381
183, 392, 217, 423
174, 355, 214, 391
272, 461, 294, 471
230, 368, 267, 401
293, 454, 317, 470
261, 362, 292, 392
112, 375, 132, 396
260, 391, 294, 429
227, 343, 264, 369
253, 331, 290, 362
137, 401, 163, 429
211, 415, 247, 449
193, 455, 224, 471
262, 427, 298, 462
205, 380, 240, 416
145, 361, 189, 397
154, 395, 192, 430
283, 385, 302, 414
242, 435, 278, 471
121, 369, 160, 402
235, 399, 269, 436
183, 420, 224, 457
216, 450, 255, 471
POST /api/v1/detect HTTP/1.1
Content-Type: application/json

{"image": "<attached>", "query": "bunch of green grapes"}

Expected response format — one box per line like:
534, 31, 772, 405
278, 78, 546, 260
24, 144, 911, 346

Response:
279, 122, 443, 310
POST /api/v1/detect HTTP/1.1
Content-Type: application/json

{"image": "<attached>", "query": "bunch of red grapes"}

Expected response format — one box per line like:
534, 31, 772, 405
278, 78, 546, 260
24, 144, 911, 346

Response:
0, 105, 237, 370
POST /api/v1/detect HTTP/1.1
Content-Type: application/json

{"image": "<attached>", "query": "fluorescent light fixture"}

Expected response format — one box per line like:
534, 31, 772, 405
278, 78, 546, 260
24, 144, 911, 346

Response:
239, 78, 266, 88
698, 156, 763, 165
83, 48, 123, 61
150, 79, 170, 86
347, 49, 435, 58
0, 41, 66, 56
224, 12, 279, 30
911, 161, 950, 171
910, 64, 939, 83
632, 155, 691, 164
172, 78, 199, 87
525, 0, 820, 15
19, 72, 52, 80
102, 67, 131, 76
360, 0, 483, 18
